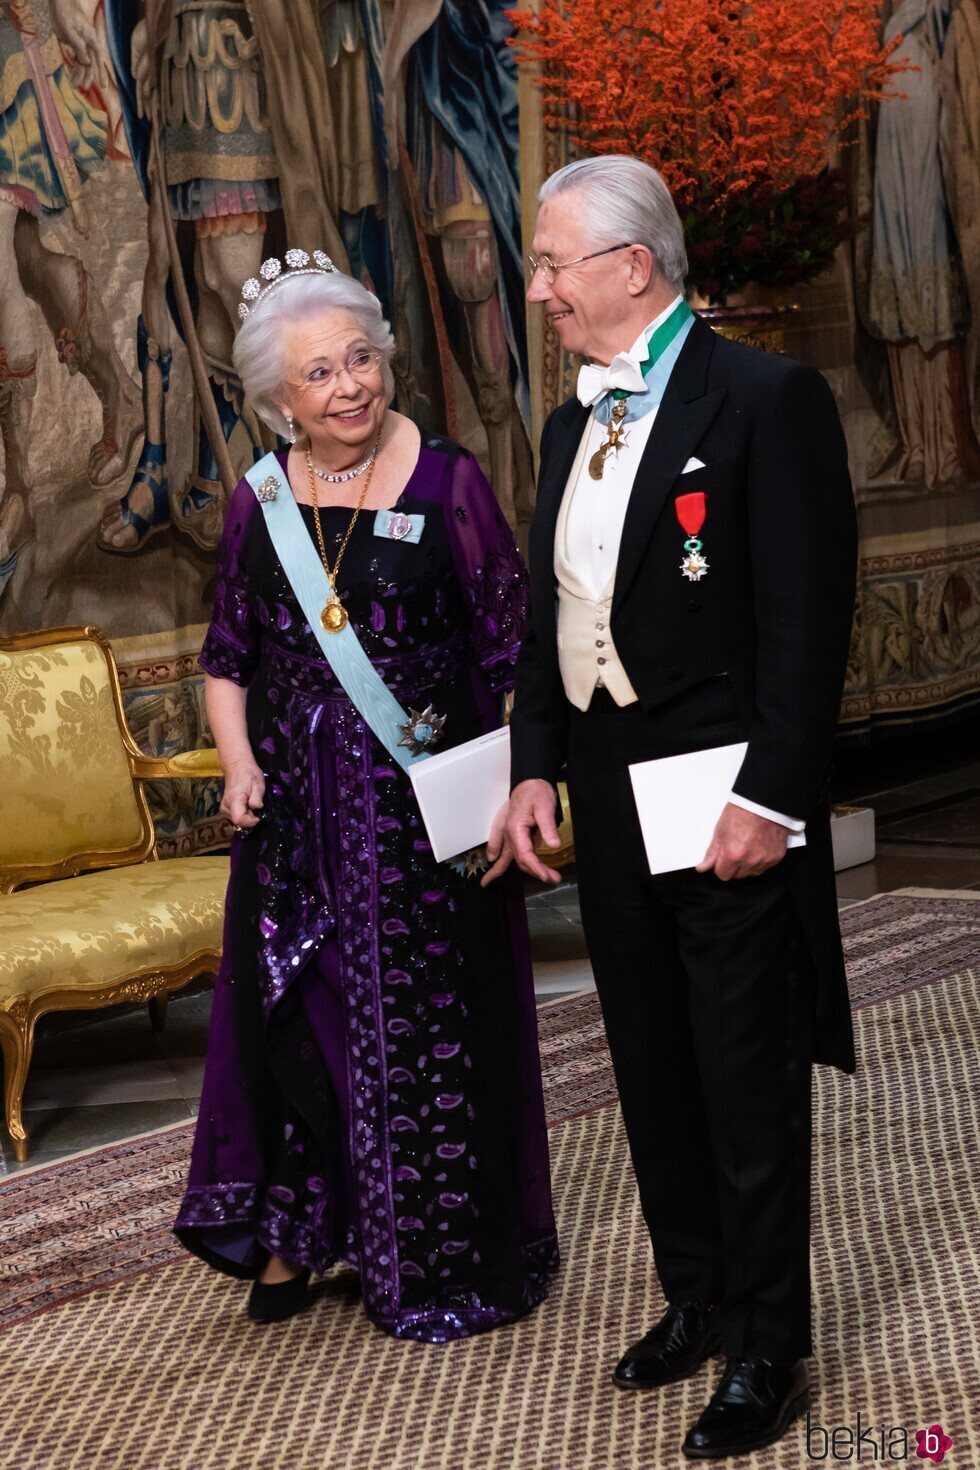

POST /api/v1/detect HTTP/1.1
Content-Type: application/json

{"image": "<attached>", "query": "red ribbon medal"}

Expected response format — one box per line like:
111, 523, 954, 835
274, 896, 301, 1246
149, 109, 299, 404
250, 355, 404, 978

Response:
675, 491, 709, 581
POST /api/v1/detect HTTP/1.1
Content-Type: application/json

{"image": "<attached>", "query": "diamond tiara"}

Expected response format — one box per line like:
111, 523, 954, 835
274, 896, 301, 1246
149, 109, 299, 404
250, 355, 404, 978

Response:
237, 249, 338, 321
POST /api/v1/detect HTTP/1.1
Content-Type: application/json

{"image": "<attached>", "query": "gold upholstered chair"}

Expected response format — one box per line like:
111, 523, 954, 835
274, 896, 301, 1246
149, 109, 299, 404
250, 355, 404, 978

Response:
0, 626, 228, 1162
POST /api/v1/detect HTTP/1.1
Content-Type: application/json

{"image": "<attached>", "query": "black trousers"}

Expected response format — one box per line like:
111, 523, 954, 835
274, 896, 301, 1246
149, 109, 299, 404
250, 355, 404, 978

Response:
565, 684, 815, 1362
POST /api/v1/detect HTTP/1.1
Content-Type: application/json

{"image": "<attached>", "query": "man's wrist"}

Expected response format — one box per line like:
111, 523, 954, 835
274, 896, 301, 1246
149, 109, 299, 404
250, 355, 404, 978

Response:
511, 776, 557, 797
728, 792, 805, 832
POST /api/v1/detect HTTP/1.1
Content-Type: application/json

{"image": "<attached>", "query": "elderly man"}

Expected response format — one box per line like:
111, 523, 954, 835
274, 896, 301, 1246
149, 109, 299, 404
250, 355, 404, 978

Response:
485, 156, 857, 1459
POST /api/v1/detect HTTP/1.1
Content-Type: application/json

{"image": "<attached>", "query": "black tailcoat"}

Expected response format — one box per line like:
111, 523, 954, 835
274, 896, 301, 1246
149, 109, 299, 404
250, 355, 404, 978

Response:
511, 318, 858, 1073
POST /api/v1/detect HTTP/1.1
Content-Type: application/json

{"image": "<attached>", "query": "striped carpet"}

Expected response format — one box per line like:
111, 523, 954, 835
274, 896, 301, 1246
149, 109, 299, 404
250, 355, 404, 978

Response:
1, 891, 978, 1469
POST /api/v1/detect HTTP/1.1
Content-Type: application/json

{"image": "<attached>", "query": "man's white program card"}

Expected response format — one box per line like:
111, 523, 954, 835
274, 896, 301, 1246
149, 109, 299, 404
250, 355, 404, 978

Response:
628, 741, 806, 876
409, 725, 511, 863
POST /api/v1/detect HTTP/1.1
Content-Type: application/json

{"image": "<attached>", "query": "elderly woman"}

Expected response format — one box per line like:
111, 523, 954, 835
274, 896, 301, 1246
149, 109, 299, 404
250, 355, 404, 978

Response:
174, 253, 558, 1339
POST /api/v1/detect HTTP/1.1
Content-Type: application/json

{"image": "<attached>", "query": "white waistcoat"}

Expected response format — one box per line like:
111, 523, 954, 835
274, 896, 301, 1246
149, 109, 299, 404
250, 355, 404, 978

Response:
554, 427, 639, 713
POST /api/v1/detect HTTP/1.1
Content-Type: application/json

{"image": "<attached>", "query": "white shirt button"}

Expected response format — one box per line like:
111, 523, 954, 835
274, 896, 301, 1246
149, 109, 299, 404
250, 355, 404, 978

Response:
596, 640, 605, 648
597, 656, 607, 666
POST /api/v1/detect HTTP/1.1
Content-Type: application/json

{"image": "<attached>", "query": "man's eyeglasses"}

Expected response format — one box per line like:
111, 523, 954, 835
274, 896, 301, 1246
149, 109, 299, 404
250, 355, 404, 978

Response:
292, 349, 383, 394
526, 243, 632, 286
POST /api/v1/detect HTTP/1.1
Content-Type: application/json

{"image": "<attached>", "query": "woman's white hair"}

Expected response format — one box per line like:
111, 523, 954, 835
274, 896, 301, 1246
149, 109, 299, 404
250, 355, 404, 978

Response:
232, 270, 396, 438
539, 156, 688, 290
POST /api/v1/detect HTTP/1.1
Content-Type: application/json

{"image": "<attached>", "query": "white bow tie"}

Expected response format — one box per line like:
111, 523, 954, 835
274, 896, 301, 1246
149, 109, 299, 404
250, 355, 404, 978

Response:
576, 353, 648, 408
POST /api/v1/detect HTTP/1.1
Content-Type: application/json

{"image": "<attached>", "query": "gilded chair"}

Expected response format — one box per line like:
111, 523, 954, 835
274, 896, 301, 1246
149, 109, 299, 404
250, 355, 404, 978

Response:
0, 626, 228, 1162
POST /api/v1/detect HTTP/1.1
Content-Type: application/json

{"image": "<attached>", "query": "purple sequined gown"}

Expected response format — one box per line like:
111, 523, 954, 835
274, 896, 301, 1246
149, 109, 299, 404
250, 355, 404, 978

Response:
175, 439, 558, 1341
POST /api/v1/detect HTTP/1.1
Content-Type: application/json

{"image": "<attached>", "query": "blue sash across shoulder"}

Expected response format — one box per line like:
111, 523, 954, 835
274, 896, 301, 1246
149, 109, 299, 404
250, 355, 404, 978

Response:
244, 453, 431, 775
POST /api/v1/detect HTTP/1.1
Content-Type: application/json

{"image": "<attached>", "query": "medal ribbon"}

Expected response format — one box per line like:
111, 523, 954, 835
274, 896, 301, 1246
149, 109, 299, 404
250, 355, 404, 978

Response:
589, 299, 696, 480
675, 491, 706, 538
594, 299, 695, 430
612, 298, 694, 401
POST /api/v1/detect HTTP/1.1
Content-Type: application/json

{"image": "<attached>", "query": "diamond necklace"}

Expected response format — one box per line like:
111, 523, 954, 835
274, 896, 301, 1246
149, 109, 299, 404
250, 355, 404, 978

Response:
309, 444, 377, 483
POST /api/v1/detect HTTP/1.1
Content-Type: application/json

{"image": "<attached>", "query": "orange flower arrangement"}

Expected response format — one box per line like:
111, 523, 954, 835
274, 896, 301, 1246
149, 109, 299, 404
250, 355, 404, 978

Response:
507, 0, 910, 298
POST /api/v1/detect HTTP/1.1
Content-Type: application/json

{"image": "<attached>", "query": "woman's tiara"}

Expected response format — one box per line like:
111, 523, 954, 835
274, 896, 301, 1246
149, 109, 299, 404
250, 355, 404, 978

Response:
237, 249, 338, 321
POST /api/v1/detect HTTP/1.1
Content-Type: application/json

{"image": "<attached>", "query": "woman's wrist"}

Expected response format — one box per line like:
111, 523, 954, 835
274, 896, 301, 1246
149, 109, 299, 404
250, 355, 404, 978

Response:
222, 750, 261, 779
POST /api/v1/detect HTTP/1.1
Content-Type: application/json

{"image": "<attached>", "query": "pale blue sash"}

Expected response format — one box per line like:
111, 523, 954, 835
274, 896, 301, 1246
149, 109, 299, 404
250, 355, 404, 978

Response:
244, 453, 429, 774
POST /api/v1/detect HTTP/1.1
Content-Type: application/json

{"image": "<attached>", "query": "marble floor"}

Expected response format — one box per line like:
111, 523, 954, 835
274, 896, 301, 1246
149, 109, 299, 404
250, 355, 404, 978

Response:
4, 716, 978, 1175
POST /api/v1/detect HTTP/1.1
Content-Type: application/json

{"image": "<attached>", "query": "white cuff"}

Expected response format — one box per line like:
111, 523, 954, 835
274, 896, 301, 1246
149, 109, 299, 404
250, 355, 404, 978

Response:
728, 792, 806, 833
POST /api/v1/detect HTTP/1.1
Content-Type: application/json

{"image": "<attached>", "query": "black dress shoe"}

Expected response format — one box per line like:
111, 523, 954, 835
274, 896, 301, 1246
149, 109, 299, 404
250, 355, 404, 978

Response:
247, 1267, 312, 1324
613, 1301, 722, 1390
682, 1358, 809, 1459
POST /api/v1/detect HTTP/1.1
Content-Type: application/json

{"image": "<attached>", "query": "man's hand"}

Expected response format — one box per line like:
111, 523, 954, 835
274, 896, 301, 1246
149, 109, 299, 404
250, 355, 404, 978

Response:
696, 802, 790, 881
488, 779, 562, 886
220, 760, 265, 831
481, 800, 515, 886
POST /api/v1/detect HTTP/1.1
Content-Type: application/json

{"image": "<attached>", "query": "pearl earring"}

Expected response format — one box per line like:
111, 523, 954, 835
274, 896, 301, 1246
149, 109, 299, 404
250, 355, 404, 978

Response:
285, 412, 296, 444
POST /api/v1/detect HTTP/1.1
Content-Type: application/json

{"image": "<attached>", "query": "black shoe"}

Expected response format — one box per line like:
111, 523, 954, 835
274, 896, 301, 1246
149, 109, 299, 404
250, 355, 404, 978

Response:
612, 1301, 722, 1390
247, 1267, 312, 1324
682, 1358, 809, 1459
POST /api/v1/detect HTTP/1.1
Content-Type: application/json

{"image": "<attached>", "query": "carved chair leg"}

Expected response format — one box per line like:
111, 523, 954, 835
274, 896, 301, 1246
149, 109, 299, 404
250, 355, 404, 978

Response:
148, 993, 169, 1033
0, 1012, 35, 1163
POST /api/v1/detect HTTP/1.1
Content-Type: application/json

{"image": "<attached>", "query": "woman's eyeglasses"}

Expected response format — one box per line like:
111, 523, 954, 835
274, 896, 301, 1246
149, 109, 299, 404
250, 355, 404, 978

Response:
526, 243, 632, 286
293, 349, 383, 394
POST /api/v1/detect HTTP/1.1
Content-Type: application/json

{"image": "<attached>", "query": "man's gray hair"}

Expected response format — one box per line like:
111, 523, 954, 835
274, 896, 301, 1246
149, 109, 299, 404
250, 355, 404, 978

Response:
539, 156, 688, 290
232, 270, 396, 438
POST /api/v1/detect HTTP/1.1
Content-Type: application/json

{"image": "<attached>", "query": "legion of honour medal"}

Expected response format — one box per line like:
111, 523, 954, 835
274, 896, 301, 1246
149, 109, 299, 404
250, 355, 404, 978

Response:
676, 491, 709, 581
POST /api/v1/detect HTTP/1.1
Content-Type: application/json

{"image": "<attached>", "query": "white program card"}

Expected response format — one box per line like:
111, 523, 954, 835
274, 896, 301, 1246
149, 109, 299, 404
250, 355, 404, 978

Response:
408, 725, 511, 862
629, 741, 806, 876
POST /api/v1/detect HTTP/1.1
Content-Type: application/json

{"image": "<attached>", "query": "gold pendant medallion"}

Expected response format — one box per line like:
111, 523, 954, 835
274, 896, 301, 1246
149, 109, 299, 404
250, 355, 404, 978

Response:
321, 596, 348, 633
588, 445, 611, 480
588, 400, 630, 481
306, 430, 382, 638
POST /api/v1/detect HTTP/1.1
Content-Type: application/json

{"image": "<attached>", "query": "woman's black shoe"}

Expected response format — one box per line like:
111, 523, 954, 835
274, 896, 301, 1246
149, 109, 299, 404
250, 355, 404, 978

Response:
247, 1267, 312, 1323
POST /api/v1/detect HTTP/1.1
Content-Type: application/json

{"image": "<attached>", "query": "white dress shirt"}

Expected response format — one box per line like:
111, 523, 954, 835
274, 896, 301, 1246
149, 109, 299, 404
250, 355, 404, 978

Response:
558, 299, 805, 834
565, 299, 682, 598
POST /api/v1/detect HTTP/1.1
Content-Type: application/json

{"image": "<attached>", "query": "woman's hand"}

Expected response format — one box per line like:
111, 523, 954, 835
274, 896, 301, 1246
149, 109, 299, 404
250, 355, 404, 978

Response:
205, 676, 264, 832
220, 760, 265, 831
